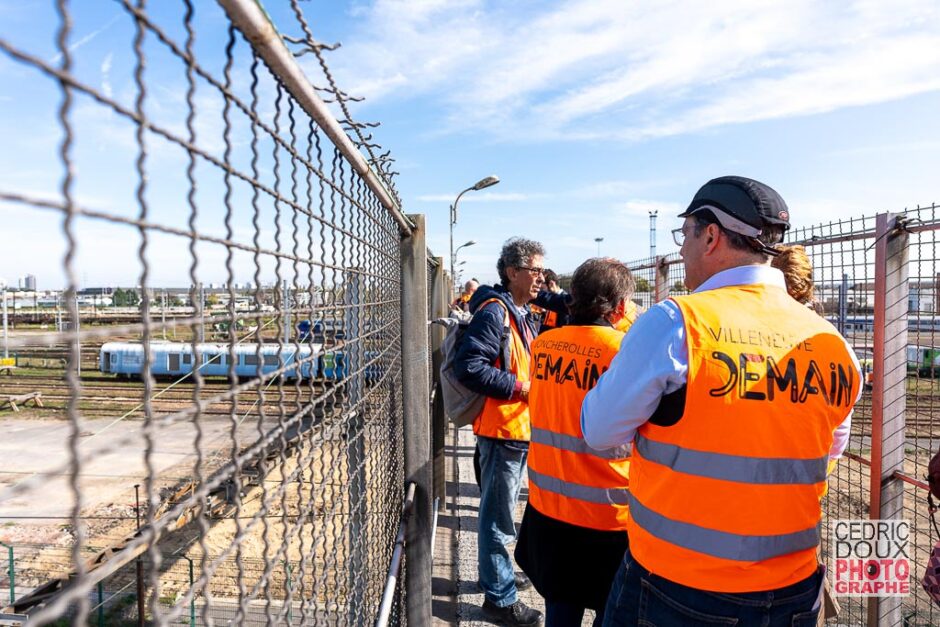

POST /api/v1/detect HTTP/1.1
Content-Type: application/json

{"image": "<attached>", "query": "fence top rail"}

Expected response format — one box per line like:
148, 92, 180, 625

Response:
626, 205, 940, 270
217, 0, 413, 235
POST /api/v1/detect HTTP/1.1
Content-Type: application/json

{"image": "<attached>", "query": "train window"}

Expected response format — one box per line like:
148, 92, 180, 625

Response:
243, 354, 258, 366
182, 353, 192, 365
263, 355, 279, 366
169, 353, 181, 371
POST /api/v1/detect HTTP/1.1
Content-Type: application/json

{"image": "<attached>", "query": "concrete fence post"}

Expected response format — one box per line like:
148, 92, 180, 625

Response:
867, 212, 909, 627
429, 257, 448, 510
400, 214, 432, 625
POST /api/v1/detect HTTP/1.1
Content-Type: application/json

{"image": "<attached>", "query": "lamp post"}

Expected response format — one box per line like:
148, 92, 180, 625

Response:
594, 237, 604, 257
450, 175, 499, 296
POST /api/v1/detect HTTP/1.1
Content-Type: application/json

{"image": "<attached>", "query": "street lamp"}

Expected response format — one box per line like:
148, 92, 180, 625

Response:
450, 176, 499, 296
594, 237, 604, 256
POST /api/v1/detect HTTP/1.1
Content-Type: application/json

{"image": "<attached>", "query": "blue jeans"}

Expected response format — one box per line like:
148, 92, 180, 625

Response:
477, 436, 528, 608
545, 599, 604, 627
603, 547, 822, 626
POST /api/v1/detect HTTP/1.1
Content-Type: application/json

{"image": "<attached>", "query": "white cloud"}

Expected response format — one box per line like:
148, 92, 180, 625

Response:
50, 13, 122, 64
334, 0, 940, 141
100, 52, 113, 98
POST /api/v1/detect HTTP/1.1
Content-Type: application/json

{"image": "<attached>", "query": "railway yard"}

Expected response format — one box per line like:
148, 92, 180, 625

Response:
0, 322, 397, 617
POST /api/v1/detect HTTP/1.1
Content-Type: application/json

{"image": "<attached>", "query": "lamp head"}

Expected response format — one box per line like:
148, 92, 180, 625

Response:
472, 175, 499, 191
464, 240, 477, 247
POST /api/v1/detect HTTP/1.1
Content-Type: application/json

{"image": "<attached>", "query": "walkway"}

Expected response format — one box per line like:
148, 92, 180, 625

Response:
432, 427, 598, 626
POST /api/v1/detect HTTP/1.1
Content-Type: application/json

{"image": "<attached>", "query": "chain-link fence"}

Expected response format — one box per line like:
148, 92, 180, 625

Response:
0, 1, 439, 625
626, 205, 940, 626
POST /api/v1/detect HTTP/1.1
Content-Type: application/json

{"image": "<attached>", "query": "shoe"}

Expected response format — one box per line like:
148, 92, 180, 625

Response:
514, 571, 533, 591
481, 599, 543, 626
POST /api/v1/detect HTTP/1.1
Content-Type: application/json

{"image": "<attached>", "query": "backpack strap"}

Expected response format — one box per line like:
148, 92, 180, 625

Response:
477, 297, 512, 371
478, 297, 511, 330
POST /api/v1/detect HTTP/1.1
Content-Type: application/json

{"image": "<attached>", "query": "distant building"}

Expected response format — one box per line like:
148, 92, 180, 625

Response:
24, 275, 36, 291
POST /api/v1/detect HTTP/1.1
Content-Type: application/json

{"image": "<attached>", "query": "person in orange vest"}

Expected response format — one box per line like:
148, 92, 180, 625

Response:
454, 237, 546, 626
582, 176, 863, 625
452, 278, 480, 313
515, 258, 635, 627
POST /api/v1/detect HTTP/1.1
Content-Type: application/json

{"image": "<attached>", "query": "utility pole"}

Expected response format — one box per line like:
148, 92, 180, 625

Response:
1, 283, 8, 359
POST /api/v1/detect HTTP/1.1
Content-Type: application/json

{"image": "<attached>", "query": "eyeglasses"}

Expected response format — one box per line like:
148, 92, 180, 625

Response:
516, 265, 546, 276
671, 228, 686, 247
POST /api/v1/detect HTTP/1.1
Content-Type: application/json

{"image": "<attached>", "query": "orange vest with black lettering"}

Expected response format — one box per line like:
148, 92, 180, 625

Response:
473, 300, 532, 441
527, 325, 631, 531
627, 283, 859, 592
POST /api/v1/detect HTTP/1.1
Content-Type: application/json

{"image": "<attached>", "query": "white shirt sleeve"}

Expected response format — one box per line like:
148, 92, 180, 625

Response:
581, 301, 688, 450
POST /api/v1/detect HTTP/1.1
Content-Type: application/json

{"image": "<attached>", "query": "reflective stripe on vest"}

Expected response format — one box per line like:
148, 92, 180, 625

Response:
634, 434, 827, 485
627, 492, 819, 562
627, 283, 859, 592
526, 324, 630, 531
529, 468, 630, 506
532, 426, 630, 461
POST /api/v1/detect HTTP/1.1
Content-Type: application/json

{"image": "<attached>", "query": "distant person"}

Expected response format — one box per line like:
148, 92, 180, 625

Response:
454, 237, 545, 626
534, 269, 569, 333
515, 258, 635, 627
452, 278, 480, 313
582, 176, 863, 626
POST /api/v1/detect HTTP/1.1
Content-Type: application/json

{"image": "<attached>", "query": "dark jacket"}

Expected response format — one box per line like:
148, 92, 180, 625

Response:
453, 284, 537, 400
532, 289, 571, 329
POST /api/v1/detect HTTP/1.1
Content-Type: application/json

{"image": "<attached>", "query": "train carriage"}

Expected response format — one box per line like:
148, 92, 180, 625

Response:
99, 342, 327, 380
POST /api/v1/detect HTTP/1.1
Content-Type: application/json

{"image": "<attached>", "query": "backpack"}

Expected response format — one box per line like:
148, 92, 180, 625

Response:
435, 298, 510, 428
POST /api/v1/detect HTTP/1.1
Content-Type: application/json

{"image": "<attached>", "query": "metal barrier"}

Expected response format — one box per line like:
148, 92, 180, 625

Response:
0, 1, 442, 625
626, 205, 940, 626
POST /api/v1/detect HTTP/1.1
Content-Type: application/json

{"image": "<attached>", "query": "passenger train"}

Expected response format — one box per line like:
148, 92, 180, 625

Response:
830, 315, 940, 334
99, 342, 350, 381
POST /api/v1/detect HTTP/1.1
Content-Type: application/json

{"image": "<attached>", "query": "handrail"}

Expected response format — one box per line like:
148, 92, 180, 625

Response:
375, 482, 416, 627
216, 0, 413, 235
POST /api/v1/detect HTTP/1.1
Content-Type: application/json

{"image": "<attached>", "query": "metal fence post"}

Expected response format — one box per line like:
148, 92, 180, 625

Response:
867, 212, 909, 627
400, 214, 432, 625
344, 269, 366, 622
430, 257, 448, 511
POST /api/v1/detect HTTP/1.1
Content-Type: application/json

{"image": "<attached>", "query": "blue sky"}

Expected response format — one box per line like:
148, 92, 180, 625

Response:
1, 0, 940, 289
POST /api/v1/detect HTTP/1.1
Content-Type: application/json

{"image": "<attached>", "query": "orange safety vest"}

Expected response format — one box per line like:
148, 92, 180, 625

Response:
542, 309, 559, 329
627, 284, 859, 592
527, 325, 631, 531
473, 299, 533, 441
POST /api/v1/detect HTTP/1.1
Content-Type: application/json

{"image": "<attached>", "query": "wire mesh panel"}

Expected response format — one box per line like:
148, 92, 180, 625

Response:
892, 205, 940, 627
0, 1, 413, 625
790, 216, 878, 625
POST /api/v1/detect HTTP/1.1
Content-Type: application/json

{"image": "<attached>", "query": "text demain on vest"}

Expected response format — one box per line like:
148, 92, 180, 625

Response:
705, 322, 856, 406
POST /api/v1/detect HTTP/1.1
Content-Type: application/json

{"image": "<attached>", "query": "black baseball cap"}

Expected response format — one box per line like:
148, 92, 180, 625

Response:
679, 176, 791, 235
